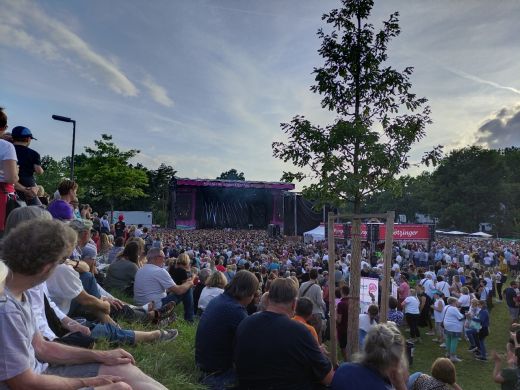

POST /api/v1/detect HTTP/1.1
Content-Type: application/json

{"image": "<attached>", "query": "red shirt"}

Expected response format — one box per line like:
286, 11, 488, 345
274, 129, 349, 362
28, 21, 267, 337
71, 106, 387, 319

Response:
336, 297, 349, 336
216, 264, 226, 272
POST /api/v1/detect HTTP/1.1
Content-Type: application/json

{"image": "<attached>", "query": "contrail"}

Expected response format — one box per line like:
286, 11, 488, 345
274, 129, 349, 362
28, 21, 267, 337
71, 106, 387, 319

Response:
446, 67, 520, 95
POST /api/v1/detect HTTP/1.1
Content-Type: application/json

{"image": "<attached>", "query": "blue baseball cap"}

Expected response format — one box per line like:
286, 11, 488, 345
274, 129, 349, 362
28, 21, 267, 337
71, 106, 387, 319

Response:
12, 126, 37, 140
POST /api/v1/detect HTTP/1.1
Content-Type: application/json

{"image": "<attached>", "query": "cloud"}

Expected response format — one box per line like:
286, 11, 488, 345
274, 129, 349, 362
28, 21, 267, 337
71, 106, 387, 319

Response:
141, 75, 174, 107
1, 0, 138, 97
476, 106, 520, 148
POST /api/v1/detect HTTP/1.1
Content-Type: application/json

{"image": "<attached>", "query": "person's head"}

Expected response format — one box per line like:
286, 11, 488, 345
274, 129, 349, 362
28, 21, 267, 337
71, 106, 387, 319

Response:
224, 270, 259, 305
461, 286, 469, 295
114, 236, 125, 248
309, 268, 318, 280
118, 241, 141, 264
295, 297, 313, 319
447, 297, 458, 306
177, 252, 190, 268
367, 304, 379, 319
5, 206, 52, 234
199, 267, 212, 285
36, 185, 46, 197
0, 107, 7, 134
341, 285, 350, 297
437, 275, 444, 282
431, 357, 456, 385
206, 271, 227, 289
1, 220, 77, 284
478, 300, 487, 310
409, 288, 417, 297
147, 246, 165, 263
389, 296, 399, 310
268, 277, 299, 311
58, 179, 78, 198
68, 219, 93, 246
511, 280, 518, 288
357, 322, 406, 376
470, 298, 479, 308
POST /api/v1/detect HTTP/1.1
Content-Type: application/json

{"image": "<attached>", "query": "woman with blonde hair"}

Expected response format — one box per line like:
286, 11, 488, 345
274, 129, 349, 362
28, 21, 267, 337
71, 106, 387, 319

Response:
0, 261, 7, 294
198, 271, 227, 312
332, 322, 408, 390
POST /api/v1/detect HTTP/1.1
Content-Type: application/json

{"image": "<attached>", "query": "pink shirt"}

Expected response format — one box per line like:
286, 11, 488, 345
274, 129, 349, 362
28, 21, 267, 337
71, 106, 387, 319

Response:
399, 282, 410, 301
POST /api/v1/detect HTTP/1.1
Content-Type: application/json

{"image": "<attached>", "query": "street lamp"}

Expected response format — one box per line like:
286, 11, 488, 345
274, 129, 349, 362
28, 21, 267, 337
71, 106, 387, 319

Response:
52, 115, 76, 180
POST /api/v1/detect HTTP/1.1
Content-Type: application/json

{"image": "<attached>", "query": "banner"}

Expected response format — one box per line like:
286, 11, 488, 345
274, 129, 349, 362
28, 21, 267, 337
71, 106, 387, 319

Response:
360, 277, 379, 314
332, 223, 431, 241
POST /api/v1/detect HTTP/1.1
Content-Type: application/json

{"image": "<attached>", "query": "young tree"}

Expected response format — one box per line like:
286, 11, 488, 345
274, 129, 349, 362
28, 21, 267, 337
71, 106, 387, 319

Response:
217, 169, 245, 181
272, 0, 438, 358
75, 134, 148, 218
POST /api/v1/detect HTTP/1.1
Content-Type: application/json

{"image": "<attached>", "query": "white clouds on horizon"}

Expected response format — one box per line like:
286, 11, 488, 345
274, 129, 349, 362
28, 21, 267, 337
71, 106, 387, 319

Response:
141, 75, 175, 107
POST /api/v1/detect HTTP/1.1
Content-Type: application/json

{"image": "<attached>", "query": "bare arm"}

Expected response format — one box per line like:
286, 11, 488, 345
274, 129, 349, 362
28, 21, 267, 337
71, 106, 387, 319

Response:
167, 279, 193, 295
320, 368, 334, 386
75, 290, 111, 315
5, 368, 102, 390
2, 159, 18, 184
34, 164, 44, 175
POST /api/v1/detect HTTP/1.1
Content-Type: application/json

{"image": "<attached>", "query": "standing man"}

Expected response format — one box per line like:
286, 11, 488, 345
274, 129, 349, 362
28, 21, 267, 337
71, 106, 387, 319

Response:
299, 268, 326, 342
115, 214, 126, 238
504, 281, 519, 325
234, 278, 333, 389
0, 219, 167, 389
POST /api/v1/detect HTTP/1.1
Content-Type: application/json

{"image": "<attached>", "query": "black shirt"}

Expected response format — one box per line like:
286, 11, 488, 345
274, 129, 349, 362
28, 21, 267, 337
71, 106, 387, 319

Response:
14, 144, 41, 186
234, 311, 331, 390
505, 287, 517, 308
114, 221, 125, 237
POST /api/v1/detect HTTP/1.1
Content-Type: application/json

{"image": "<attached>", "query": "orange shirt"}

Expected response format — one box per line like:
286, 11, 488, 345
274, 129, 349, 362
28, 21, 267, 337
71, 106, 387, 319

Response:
292, 315, 319, 344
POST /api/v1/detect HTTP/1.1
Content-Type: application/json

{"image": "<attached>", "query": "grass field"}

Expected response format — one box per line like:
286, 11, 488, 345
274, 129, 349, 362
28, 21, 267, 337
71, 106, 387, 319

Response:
108, 300, 510, 389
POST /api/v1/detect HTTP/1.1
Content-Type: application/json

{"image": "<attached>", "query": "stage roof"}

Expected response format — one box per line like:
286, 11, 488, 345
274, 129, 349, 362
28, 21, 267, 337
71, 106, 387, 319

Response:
174, 178, 295, 190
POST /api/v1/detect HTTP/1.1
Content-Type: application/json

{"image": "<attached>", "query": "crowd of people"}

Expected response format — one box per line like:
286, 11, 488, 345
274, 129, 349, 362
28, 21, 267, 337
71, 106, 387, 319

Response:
2, 106, 520, 389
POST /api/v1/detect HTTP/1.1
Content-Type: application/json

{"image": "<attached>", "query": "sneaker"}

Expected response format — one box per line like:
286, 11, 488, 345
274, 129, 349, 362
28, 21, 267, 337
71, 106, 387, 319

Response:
468, 346, 478, 351
158, 329, 179, 342
450, 356, 463, 363
439, 343, 446, 348
425, 331, 435, 336
475, 356, 488, 362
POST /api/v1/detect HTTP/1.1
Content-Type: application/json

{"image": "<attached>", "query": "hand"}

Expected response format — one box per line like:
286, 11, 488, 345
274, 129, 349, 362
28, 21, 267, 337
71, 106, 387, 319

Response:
98, 349, 135, 366
105, 297, 125, 311
82, 375, 124, 387
66, 320, 91, 336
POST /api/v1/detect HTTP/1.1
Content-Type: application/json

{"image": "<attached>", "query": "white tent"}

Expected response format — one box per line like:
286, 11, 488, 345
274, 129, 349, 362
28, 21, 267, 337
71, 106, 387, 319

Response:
442, 230, 468, 236
469, 231, 493, 238
303, 225, 325, 243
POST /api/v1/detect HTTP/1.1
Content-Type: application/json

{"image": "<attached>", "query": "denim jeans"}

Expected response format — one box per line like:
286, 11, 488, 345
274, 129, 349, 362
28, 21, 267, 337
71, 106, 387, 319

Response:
89, 322, 135, 345
162, 287, 194, 322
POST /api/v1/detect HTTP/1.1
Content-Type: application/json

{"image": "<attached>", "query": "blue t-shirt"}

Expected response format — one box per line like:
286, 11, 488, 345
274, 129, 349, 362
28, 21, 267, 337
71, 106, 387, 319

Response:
195, 292, 247, 372
332, 363, 392, 390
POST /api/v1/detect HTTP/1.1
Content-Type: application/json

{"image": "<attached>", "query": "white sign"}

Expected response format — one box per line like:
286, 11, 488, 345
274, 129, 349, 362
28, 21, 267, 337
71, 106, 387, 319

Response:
360, 277, 379, 314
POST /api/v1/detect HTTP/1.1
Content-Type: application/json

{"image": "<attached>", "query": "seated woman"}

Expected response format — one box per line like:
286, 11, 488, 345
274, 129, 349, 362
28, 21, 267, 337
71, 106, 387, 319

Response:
332, 322, 408, 390
198, 271, 227, 313
169, 252, 192, 285
104, 241, 140, 296
408, 357, 462, 390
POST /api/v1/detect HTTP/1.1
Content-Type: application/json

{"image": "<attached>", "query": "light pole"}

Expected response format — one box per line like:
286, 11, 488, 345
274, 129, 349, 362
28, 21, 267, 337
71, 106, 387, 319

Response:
52, 115, 76, 180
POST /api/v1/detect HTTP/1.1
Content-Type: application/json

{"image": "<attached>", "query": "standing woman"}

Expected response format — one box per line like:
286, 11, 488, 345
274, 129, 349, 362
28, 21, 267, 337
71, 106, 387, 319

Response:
0, 107, 19, 234
402, 288, 421, 342
443, 297, 466, 363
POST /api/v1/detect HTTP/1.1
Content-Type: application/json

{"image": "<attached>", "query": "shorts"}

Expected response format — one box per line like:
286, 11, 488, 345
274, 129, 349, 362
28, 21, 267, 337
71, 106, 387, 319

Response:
45, 363, 100, 390
508, 307, 519, 319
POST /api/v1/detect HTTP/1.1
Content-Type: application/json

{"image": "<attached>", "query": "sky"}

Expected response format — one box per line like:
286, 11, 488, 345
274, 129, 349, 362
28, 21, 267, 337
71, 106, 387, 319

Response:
1, 0, 520, 187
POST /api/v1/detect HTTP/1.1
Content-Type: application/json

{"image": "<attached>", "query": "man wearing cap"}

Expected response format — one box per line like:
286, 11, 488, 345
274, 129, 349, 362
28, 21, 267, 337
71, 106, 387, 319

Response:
115, 214, 126, 238
11, 126, 43, 206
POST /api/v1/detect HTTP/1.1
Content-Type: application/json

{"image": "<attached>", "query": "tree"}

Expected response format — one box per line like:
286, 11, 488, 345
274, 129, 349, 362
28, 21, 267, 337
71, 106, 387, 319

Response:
272, 0, 438, 358
75, 134, 148, 218
148, 164, 177, 226
38, 155, 68, 194
217, 169, 245, 181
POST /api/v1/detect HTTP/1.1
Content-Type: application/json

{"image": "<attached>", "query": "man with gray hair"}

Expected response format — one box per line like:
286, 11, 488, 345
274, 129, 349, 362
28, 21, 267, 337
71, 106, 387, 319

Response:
0, 219, 168, 389
133, 247, 194, 321
234, 278, 333, 389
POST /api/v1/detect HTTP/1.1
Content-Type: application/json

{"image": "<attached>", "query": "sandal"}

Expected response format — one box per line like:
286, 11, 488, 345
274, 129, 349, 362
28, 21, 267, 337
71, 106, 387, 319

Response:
158, 329, 179, 342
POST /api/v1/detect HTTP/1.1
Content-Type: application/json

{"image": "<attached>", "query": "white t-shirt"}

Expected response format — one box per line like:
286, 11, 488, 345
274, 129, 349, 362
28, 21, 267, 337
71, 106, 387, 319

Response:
26, 282, 67, 342
421, 278, 436, 298
359, 314, 377, 332
45, 264, 84, 315
433, 298, 445, 323
0, 139, 17, 183
133, 263, 175, 308
198, 287, 224, 310
458, 294, 471, 308
402, 296, 420, 314
436, 281, 451, 298
442, 305, 464, 332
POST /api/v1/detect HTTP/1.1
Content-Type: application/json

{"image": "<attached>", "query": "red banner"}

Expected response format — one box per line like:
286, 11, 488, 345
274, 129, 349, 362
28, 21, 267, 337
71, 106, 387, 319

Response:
331, 223, 430, 241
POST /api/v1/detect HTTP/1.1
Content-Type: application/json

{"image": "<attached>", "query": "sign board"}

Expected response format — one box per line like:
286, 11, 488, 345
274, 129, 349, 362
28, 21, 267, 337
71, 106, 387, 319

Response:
360, 277, 379, 314
332, 223, 431, 241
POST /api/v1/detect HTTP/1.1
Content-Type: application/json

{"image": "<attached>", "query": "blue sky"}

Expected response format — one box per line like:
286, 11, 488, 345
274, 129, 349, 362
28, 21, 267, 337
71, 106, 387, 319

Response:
2, 0, 520, 187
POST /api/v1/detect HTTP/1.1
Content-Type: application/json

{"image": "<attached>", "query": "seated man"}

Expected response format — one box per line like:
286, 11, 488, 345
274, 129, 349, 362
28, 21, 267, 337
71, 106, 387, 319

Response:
0, 219, 167, 389
134, 247, 195, 322
195, 270, 259, 389
234, 278, 333, 389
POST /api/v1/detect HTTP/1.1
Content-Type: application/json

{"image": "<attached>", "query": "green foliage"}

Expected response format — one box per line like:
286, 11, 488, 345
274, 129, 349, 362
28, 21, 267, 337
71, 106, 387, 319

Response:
75, 134, 149, 214
39, 155, 69, 194
272, 0, 436, 211
217, 169, 245, 181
